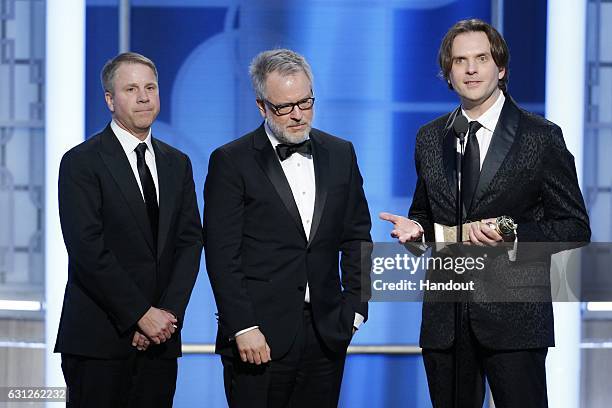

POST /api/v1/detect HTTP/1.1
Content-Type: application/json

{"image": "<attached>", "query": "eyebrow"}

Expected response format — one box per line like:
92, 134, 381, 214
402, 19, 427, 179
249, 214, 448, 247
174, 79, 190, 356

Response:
124, 82, 157, 87
270, 95, 312, 105
453, 51, 491, 59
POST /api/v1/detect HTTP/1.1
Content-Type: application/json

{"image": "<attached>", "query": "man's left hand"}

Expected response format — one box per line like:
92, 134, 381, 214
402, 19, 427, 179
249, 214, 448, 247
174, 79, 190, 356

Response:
466, 218, 503, 246
132, 331, 151, 351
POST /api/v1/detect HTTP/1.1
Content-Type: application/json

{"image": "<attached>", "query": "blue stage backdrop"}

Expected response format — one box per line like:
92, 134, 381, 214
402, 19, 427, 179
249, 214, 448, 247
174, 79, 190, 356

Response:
85, 1, 547, 406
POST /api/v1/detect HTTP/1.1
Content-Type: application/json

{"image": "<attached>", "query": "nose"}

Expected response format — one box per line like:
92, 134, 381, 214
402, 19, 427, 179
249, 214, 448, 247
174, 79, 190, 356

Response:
137, 88, 149, 103
466, 58, 478, 74
289, 105, 303, 121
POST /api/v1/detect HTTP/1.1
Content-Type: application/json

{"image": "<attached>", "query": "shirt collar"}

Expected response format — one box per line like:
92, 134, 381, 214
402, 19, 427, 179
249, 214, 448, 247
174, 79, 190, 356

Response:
264, 119, 310, 148
462, 91, 505, 132
110, 120, 154, 156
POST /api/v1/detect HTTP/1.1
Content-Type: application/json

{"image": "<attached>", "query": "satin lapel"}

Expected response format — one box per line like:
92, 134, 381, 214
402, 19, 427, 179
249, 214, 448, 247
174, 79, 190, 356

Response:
152, 138, 174, 258
442, 107, 462, 202
470, 97, 520, 212
307, 133, 329, 247
252, 126, 307, 242
98, 125, 155, 254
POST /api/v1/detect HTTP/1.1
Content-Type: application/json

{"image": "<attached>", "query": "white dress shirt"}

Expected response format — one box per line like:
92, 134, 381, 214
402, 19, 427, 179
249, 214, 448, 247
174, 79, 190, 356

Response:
459, 91, 506, 168
110, 120, 159, 203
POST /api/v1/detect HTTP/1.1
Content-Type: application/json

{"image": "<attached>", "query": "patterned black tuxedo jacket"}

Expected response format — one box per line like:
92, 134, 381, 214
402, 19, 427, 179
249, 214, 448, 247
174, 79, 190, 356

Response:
409, 95, 590, 350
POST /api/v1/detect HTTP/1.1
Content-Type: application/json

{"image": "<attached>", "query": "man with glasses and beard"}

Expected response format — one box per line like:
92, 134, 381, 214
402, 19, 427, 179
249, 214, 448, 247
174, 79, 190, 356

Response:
203, 48, 372, 408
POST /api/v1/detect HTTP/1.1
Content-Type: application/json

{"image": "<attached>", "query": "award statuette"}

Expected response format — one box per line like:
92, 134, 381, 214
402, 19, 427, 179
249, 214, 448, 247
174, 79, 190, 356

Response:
434, 221, 483, 242
434, 216, 517, 242
488, 215, 517, 241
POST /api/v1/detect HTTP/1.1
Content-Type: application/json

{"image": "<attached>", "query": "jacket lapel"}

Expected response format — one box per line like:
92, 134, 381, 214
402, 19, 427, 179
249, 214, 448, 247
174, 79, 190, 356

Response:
152, 138, 175, 258
470, 96, 520, 212
252, 125, 307, 243
98, 125, 156, 254
307, 131, 329, 247
442, 107, 462, 204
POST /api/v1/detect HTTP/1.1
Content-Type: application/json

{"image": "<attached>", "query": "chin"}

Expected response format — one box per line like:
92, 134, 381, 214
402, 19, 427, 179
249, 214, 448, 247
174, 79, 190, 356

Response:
461, 93, 486, 104
267, 118, 311, 144
285, 129, 310, 144
135, 121, 153, 129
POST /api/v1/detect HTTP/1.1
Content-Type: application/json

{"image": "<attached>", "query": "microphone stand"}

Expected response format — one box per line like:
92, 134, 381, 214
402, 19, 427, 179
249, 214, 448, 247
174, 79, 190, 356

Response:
454, 131, 466, 408
456, 132, 465, 245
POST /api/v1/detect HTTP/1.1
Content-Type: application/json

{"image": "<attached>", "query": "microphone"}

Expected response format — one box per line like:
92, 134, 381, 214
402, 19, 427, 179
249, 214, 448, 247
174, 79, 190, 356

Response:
452, 114, 469, 143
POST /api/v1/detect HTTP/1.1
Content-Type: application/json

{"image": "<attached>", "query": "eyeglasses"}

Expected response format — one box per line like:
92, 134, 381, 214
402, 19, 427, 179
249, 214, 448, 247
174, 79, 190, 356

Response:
262, 97, 315, 116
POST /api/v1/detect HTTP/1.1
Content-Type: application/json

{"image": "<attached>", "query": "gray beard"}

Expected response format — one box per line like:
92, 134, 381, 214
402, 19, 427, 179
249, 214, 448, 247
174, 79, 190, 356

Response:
266, 118, 310, 145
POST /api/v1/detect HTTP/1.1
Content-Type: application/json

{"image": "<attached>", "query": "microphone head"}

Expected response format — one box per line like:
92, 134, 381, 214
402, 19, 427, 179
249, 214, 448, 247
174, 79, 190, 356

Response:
452, 114, 469, 137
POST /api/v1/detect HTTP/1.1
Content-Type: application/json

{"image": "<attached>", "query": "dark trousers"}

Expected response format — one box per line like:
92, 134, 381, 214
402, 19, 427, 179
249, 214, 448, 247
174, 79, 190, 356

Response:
422, 305, 548, 408
61, 352, 177, 408
222, 307, 347, 408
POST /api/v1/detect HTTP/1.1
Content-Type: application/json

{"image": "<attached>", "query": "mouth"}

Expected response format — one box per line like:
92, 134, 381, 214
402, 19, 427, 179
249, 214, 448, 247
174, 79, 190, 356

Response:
288, 123, 307, 130
464, 80, 482, 88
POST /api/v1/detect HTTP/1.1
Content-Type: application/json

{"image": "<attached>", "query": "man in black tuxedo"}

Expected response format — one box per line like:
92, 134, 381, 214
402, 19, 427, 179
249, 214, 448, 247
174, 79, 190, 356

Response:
203, 48, 372, 408
381, 19, 590, 407
55, 52, 202, 407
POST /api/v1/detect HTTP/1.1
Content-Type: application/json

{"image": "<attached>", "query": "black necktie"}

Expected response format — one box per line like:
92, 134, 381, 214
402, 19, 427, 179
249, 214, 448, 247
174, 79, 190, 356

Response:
462, 121, 483, 212
135, 143, 159, 243
275, 139, 312, 161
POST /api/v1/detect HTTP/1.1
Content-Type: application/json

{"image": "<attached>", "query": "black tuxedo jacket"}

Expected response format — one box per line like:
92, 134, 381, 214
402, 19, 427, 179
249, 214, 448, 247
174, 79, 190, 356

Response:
203, 124, 372, 359
54, 124, 203, 359
409, 96, 590, 350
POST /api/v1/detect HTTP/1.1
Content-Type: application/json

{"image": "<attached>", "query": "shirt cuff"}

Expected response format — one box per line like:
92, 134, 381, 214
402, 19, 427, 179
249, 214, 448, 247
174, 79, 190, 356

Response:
234, 326, 259, 338
353, 313, 365, 330
508, 224, 518, 262
409, 219, 426, 243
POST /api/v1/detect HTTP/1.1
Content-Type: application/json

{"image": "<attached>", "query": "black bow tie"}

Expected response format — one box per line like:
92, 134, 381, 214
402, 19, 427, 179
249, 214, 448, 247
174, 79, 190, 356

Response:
275, 139, 312, 161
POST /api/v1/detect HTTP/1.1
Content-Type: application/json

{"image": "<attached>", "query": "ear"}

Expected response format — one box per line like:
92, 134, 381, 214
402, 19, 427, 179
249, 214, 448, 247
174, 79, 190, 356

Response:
498, 66, 506, 81
256, 99, 266, 118
104, 91, 114, 112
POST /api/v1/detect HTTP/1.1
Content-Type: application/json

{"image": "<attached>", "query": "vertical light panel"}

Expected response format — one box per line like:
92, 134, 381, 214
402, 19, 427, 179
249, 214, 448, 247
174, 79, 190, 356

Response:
45, 0, 85, 392
119, 0, 130, 53
545, 1, 586, 408
491, 0, 504, 34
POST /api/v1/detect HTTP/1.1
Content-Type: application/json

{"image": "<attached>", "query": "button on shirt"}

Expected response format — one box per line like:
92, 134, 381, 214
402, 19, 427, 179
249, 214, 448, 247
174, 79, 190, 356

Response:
111, 120, 159, 203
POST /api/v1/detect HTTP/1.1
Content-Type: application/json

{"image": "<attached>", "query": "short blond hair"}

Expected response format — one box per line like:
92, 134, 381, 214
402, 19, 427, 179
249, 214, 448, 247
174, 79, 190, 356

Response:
101, 52, 158, 93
